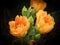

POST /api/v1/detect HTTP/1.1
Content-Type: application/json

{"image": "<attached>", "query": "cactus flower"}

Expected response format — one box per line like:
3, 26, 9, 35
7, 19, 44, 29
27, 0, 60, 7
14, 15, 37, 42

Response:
9, 15, 30, 37
36, 10, 55, 34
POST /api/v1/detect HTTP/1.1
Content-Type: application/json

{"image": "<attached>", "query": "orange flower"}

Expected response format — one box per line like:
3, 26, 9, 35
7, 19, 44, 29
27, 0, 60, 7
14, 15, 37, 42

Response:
36, 10, 55, 34
30, 0, 47, 12
9, 15, 30, 37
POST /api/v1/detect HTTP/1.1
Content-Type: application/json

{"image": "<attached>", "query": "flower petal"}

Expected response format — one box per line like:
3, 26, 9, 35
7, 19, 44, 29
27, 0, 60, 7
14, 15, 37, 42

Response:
9, 21, 15, 29
15, 15, 20, 26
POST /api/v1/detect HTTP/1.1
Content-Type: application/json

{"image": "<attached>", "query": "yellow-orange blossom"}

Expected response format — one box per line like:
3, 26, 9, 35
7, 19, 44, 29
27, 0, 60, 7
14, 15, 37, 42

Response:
36, 10, 55, 34
30, 0, 47, 12
9, 15, 30, 37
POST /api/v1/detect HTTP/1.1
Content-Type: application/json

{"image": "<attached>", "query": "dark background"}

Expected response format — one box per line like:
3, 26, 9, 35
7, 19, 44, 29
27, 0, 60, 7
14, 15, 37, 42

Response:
1, 0, 60, 45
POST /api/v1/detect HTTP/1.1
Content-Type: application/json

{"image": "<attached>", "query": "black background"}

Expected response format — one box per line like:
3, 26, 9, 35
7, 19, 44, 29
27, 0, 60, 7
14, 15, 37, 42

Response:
0, 0, 60, 45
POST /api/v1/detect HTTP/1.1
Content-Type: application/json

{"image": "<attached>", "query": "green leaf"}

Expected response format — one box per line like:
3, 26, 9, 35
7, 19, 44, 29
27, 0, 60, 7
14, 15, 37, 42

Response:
29, 28, 36, 35
30, 9, 36, 19
34, 25, 40, 31
23, 31, 27, 38
27, 7, 32, 17
27, 7, 36, 19
22, 6, 36, 19
22, 6, 27, 16
28, 16, 34, 24
35, 34, 41, 40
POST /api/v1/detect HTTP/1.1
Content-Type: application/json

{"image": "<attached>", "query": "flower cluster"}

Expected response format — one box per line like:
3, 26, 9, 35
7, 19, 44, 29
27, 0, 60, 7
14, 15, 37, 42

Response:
8, 6, 55, 45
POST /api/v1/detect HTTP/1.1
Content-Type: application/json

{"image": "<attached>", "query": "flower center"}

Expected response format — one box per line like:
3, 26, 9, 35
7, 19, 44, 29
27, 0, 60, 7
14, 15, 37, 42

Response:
43, 16, 49, 23
16, 24, 25, 29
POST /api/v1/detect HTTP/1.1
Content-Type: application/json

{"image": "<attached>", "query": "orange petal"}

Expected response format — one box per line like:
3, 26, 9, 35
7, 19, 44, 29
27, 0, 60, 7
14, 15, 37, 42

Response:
9, 21, 15, 29
10, 29, 21, 37
15, 15, 20, 26
36, 10, 47, 19
19, 16, 27, 26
